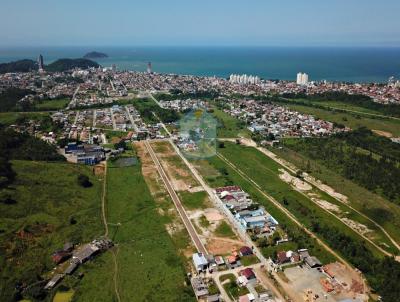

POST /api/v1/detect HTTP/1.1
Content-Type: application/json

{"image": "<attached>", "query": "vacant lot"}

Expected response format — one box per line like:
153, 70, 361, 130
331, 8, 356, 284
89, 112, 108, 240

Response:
272, 145, 400, 246
0, 160, 103, 301
212, 108, 251, 138
217, 142, 394, 256
281, 103, 400, 136
74, 156, 195, 301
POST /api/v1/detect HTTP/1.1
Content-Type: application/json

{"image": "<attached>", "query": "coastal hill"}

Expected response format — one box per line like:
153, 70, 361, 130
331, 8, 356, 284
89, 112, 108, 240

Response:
46, 58, 100, 72
0, 59, 37, 74
0, 58, 100, 73
83, 51, 108, 59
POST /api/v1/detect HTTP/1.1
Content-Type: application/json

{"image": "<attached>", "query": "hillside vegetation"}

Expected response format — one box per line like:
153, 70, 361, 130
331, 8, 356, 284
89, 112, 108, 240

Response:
0, 59, 37, 74
46, 58, 99, 72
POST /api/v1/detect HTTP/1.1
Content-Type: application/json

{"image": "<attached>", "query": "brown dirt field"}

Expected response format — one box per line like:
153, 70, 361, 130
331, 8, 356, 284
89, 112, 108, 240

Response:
372, 129, 393, 138
150, 141, 198, 190
206, 237, 244, 255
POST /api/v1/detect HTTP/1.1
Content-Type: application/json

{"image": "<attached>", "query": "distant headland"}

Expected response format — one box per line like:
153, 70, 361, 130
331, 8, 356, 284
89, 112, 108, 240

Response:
83, 51, 108, 59
0, 57, 100, 74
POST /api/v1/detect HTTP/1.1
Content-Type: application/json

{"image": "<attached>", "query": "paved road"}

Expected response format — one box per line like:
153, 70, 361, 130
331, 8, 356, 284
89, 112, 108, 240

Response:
169, 140, 292, 302
125, 105, 138, 132
92, 109, 97, 128
110, 107, 117, 130
147, 91, 162, 107
143, 140, 207, 255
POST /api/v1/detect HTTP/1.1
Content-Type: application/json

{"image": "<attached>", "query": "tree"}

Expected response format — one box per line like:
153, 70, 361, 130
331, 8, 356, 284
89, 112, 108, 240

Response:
218, 141, 225, 148
77, 174, 92, 188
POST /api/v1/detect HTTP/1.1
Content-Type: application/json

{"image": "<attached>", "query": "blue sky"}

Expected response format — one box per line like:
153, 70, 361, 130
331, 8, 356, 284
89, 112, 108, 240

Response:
1, 0, 400, 46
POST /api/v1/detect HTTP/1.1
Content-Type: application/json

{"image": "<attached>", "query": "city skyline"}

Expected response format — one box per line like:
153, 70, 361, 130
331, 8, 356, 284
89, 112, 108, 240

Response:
1, 0, 400, 47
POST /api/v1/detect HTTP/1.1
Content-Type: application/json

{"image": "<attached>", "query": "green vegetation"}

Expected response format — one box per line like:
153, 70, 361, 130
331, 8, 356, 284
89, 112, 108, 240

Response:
191, 150, 336, 265
199, 215, 210, 228
0, 59, 37, 74
179, 191, 208, 210
223, 278, 249, 299
0, 88, 35, 112
83, 51, 108, 59
0, 160, 103, 301
211, 108, 250, 138
214, 142, 400, 302
240, 255, 259, 266
277, 102, 400, 136
215, 221, 236, 238
35, 99, 70, 111
0, 88, 68, 112
284, 128, 400, 204
271, 144, 400, 246
0, 127, 64, 192
52, 290, 74, 302
281, 91, 400, 118
133, 98, 180, 123
75, 156, 195, 301
46, 58, 99, 72
219, 273, 235, 283
0, 112, 51, 126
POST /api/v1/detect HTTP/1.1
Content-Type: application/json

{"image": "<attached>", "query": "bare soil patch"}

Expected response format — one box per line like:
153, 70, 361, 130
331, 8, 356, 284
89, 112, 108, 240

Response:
372, 129, 393, 138
279, 168, 312, 191
206, 237, 244, 255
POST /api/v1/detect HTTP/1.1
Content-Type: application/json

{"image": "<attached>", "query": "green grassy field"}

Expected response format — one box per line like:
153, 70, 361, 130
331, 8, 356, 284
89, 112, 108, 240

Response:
280, 103, 400, 136
36, 99, 70, 111
73, 157, 195, 301
0, 111, 50, 125
216, 142, 395, 256
212, 108, 251, 138
214, 221, 236, 238
0, 160, 103, 301
271, 145, 400, 245
179, 191, 209, 210
282, 98, 388, 116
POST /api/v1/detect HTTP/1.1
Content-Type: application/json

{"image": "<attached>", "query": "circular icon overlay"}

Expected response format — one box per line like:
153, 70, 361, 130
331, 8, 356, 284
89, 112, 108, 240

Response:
178, 108, 217, 159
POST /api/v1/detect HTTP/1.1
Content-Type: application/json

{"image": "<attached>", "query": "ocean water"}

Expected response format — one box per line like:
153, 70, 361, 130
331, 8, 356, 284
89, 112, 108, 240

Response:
0, 46, 399, 83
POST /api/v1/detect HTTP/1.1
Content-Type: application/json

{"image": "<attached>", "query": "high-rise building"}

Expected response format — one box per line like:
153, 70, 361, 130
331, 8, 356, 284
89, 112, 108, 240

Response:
147, 62, 152, 74
229, 74, 260, 85
296, 72, 309, 85
38, 54, 44, 72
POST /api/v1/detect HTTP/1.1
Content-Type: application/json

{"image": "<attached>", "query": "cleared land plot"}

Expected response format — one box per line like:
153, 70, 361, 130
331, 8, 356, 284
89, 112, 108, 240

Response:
150, 140, 199, 189
217, 143, 393, 256
135, 141, 196, 259
272, 146, 400, 247
281, 103, 400, 136
151, 140, 241, 255
0, 160, 103, 301
75, 155, 195, 301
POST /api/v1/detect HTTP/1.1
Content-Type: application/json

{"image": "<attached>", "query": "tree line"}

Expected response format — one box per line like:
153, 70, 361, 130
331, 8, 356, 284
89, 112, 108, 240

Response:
0, 126, 64, 190
284, 128, 400, 204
